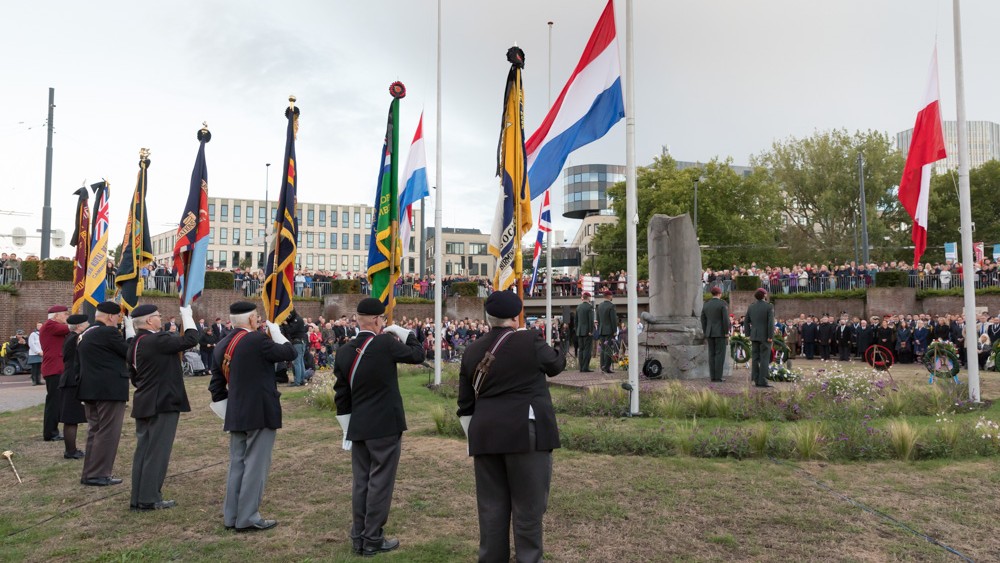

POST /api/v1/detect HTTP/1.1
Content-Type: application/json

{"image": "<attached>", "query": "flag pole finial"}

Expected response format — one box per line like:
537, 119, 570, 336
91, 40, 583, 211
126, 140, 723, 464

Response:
507, 46, 525, 68
139, 147, 150, 160
390, 81, 406, 99
198, 122, 212, 143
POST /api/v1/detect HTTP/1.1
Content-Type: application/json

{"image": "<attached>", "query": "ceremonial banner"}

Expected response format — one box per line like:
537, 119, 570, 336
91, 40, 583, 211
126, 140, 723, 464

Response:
993, 244, 1000, 262
488, 47, 533, 292
84, 181, 110, 306
367, 83, 405, 314
528, 190, 551, 294
115, 151, 154, 314
263, 100, 300, 324
173, 128, 212, 306
897, 47, 946, 267
526, 0, 624, 199
69, 187, 90, 313
399, 110, 429, 254
944, 242, 957, 262
974, 242, 984, 264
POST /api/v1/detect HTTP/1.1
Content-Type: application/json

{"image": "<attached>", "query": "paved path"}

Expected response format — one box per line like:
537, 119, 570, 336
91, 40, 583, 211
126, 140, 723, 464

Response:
0, 374, 47, 413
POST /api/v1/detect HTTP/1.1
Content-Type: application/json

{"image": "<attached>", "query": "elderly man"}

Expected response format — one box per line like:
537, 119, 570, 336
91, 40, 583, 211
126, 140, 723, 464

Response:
40, 305, 71, 442
59, 314, 90, 459
209, 302, 296, 532
77, 301, 129, 486
127, 304, 200, 511
458, 291, 566, 563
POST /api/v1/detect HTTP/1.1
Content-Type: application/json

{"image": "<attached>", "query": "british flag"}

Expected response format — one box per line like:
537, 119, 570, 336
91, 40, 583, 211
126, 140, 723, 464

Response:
84, 181, 110, 306
528, 190, 552, 295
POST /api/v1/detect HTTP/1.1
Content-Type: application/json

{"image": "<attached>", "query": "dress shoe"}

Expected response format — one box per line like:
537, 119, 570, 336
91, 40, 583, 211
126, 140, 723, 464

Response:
81, 477, 123, 486
352, 538, 363, 555
44, 434, 65, 442
236, 519, 278, 532
63, 450, 85, 459
362, 537, 400, 557
755, 383, 772, 388
131, 500, 177, 511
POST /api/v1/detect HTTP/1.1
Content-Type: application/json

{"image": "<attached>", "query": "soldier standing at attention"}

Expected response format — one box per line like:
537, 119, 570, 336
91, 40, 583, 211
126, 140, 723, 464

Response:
743, 288, 775, 388
596, 291, 618, 374
575, 293, 594, 372
700, 286, 730, 381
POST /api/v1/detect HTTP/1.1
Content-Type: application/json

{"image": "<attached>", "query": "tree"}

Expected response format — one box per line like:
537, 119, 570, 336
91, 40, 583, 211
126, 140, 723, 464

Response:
589, 152, 782, 275
924, 159, 1000, 263
752, 129, 908, 264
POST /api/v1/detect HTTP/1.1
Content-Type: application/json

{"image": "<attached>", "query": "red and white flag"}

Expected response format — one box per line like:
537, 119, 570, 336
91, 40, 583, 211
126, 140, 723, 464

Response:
898, 47, 947, 267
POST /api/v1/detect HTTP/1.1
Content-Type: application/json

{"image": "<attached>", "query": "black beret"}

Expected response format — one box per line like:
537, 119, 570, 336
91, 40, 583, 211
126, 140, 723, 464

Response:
484, 290, 522, 319
96, 301, 122, 314
67, 314, 89, 325
357, 298, 386, 316
230, 301, 257, 315
131, 304, 158, 318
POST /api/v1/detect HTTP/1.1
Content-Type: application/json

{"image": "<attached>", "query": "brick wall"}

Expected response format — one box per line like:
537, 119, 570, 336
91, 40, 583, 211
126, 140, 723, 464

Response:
323, 295, 484, 323
772, 297, 866, 320
921, 294, 1000, 317
866, 288, 918, 319
0, 291, 14, 340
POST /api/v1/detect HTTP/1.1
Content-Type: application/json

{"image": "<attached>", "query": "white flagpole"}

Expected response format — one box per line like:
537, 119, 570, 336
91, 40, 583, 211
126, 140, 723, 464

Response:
545, 20, 554, 346
434, 0, 443, 385
625, 0, 640, 414
953, 0, 980, 401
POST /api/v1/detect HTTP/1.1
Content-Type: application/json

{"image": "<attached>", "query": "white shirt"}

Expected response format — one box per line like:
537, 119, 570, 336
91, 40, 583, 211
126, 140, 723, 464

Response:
28, 331, 42, 355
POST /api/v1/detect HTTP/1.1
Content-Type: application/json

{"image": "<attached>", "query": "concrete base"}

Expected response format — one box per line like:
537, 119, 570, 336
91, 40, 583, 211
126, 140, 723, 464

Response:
638, 318, 719, 380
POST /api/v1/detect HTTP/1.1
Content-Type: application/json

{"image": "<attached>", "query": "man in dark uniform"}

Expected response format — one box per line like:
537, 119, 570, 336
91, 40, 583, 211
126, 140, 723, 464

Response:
700, 286, 730, 381
333, 298, 425, 556
596, 291, 618, 373
743, 288, 775, 388
40, 305, 70, 442
77, 301, 128, 486
209, 301, 296, 532
800, 316, 817, 360
59, 314, 90, 459
575, 293, 594, 372
457, 290, 565, 563
816, 316, 835, 361
127, 304, 200, 511
836, 318, 853, 361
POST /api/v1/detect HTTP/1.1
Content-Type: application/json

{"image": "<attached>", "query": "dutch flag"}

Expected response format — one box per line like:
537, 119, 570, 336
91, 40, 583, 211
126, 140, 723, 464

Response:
526, 0, 624, 201
399, 112, 430, 253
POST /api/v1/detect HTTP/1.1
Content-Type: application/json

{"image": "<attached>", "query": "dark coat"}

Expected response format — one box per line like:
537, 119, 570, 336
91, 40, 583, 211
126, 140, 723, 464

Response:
333, 330, 425, 441
856, 326, 875, 354
127, 328, 199, 419
743, 299, 775, 342
816, 322, 835, 345
700, 297, 730, 338
457, 327, 565, 456
76, 324, 130, 402
59, 328, 85, 389
836, 324, 853, 347
209, 329, 297, 432
575, 301, 594, 337
800, 322, 817, 343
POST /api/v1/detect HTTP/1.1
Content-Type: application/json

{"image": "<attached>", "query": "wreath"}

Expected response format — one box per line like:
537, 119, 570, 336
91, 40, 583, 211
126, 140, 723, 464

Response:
989, 340, 1000, 371
923, 340, 961, 380
864, 344, 895, 371
768, 362, 799, 382
772, 333, 791, 364
729, 334, 751, 364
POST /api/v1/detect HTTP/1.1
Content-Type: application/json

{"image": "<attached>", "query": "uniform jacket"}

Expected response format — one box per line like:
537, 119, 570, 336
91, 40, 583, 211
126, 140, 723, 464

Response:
127, 328, 199, 419
836, 324, 853, 347
743, 299, 775, 342
816, 322, 835, 345
575, 301, 594, 337
457, 327, 565, 456
39, 319, 70, 377
333, 331, 425, 441
700, 297, 730, 338
59, 328, 85, 389
596, 299, 618, 338
76, 324, 130, 402
800, 321, 817, 343
209, 329, 297, 432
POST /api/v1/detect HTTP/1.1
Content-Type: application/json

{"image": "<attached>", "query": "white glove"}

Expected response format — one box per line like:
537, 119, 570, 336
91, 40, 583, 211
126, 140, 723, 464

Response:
124, 316, 136, 339
178, 305, 196, 332
459, 415, 472, 438
336, 414, 353, 451
266, 321, 289, 345
384, 324, 411, 342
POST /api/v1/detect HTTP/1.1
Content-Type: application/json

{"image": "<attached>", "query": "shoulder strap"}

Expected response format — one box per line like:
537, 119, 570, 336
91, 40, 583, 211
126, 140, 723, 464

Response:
348, 336, 376, 388
222, 331, 250, 383
472, 329, 515, 399
131, 333, 152, 372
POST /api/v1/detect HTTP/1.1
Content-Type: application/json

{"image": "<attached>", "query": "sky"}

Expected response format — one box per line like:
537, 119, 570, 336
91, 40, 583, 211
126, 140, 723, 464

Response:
2, 0, 998, 258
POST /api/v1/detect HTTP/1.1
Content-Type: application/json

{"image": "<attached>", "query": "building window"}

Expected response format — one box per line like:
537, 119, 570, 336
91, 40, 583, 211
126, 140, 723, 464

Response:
209, 228, 215, 244
220, 227, 228, 244
342, 233, 349, 249
232, 229, 240, 245
353, 212, 361, 228
271, 208, 277, 222
318, 232, 326, 249
364, 212, 372, 228
330, 209, 338, 227
258, 229, 265, 244
330, 233, 338, 249
364, 235, 369, 250
232, 251, 240, 267
446, 242, 464, 254
244, 229, 252, 245
219, 254, 227, 268
233, 204, 241, 222
319, 210, 326, 227
259, 206, 266, 224
446, 262, 453, 275
295, 254, 301, 268
469, 242, 487, 255
221, 204, 229, 221
330, 254, 337, 267
409, 237, 415, 252
342, 211, 349, 227
306, 232, 314, 248
318, 255, 325, 268
353, 255, 361, 270
353, 234, 361, 250
206, 250, 214, 267
257, 252, 264, 268
208, 203, 216, 219
246, 205, 253, 223
306, 254, 314, 268
296, 228, 302, 243
307, 208, 315, 226
341, 255, 348, 270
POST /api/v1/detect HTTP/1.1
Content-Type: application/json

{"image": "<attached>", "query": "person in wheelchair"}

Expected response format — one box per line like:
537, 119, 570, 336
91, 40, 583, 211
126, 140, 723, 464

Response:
2, 331, 31, 375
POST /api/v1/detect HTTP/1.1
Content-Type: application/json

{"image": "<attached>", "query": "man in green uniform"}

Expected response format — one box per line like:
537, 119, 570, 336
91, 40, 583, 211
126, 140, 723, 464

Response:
575, 293, 594, 372
596, 291, 618, 373
743, 288, 774, 388
700, 286, 730, 381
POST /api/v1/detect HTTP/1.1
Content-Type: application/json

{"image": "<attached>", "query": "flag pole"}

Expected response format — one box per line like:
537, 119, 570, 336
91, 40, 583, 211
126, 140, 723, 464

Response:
544, 20, 554, 346
953, 0, 980, 402
516, 62, 525, 329
433, 0, 443, 385
624, 0, 640, 414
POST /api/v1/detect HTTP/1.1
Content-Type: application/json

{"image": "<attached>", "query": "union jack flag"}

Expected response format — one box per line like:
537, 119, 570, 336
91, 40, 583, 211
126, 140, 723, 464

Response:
528, 190, 551, 295
84, 181, 110, 306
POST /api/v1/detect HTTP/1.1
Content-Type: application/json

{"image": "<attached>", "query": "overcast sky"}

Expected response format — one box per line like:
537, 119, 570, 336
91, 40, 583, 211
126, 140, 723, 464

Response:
2, 0, 997, 257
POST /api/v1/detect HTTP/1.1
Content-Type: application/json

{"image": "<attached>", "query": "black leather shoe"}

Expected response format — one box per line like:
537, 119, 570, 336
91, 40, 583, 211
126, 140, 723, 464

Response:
352, 538, 363, 555
755, 383, 772, 388
82, 477, 123, 486
132, 500, 177, 511
44, 434, 65, 442
64, 450, 85, 459
363, 537, 400, 556
236, 519, 278, 532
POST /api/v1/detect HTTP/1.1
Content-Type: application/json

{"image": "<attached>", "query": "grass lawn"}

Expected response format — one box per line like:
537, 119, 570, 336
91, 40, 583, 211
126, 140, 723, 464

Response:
1, 366, 998, 562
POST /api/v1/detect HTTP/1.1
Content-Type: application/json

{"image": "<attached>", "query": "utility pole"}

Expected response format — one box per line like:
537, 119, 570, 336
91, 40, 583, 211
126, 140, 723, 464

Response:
857, 152, 870, 265
41, 88, 55, 259
692, 178, 699, 238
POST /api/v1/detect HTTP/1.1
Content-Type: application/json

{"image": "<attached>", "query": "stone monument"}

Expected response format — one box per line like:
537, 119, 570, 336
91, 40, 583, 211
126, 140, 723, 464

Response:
639, 214, 727, 379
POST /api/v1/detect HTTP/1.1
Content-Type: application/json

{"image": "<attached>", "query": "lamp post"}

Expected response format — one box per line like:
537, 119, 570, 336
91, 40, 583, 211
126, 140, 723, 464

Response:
692, 178, 699, 238
263, 163, 270, 268
857, 152, 870, 265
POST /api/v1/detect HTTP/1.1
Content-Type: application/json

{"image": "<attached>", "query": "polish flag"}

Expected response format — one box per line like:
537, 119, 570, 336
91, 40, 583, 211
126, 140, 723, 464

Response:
898, 47, 947, 267
399, 112, 430, 253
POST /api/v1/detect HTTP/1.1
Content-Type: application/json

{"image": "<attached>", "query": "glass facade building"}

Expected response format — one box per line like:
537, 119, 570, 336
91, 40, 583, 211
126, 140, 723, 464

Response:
562, 164, 626, 219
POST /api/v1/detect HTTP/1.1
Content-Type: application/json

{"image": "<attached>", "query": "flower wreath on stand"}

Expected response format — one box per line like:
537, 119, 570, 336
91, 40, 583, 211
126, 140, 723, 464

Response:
988, 340, 1000, 372
730, 334, 751, 365
924, 340, 961, 384
772, 333, 791, 364
768, 362, 800, 382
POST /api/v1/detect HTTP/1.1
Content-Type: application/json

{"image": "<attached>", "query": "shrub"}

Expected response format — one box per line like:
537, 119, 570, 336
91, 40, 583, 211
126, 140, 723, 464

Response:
560, 421, 676, 456
0, 284, 18, 296
748, 423, 770, 457
330, 279, 361, 294
733, 276, 761, 291
875, 270, 908, 287
555, 387, 629, 417
886, 420, 922, 461
39, 259, 74, 281
691, 427, 751, 459
19, 261, 39, 281
430, 405, 465, 438
205, 270, 234, 290
307, 372, 337, 412
788, 422, 825, 460
450, 282, 480, 297
825, 419, 890, 461
397, 296, 432, 304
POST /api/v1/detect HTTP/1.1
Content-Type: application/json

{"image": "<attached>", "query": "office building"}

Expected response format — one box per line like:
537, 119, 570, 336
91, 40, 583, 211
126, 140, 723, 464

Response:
897, 120, 1000, 172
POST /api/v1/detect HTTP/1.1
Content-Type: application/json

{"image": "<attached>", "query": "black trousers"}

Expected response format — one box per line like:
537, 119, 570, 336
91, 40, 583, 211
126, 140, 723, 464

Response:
43, 376, 61, 439
351, 434, 402, 548
474, 421, 552, 563
751, 341, 771, 386
577, 336, 593, 372
818, 343, 830, 360
599, 336, 615, 372
803, 342, 815, 359
707, 337, 727, 381
131, 412, 180, 506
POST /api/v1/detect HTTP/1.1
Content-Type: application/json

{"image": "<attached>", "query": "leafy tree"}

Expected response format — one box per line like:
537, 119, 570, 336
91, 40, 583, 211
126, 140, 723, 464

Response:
925, 159, 1000, 263
752, 129, 908, 264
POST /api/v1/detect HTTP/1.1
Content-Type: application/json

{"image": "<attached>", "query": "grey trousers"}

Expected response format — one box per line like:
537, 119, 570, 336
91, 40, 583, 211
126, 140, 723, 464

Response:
224, 428, 276, 529
81, 400, 127, 480
707, 337, 727, 381
474, 421, 552, 563
131, 412, 180, 506
351, 434, 402, 547
577, 336, 593, 371
751, 341, 771, 386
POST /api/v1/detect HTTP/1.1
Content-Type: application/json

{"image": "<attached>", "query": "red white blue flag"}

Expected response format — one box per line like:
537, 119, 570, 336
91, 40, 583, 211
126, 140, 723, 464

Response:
528, 190, 551, 294
399, 111, 429, 254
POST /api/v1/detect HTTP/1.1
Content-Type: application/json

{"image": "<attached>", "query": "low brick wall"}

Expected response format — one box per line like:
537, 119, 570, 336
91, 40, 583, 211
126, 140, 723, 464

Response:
323, 294, 484, 322
866, 288, 918, 318
772, 297, 866, 320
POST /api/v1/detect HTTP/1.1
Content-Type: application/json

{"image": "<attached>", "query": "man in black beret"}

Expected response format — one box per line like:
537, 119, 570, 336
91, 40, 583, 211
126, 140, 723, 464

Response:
77, 301, 128, 486
457, 290, 565, 562
59, 314, 90, 459
334, 297, 425, 556
209, 301, 297, 532
127, 303, 200, 511
575, 292, 594, 372
743, 288, 775, 388
596, 290, 619, 373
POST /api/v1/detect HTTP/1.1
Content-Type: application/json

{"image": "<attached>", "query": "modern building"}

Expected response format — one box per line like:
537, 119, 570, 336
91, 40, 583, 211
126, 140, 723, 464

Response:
423, 227, 493, 278
150, 197, 424, 275
896, 120, 1000, 172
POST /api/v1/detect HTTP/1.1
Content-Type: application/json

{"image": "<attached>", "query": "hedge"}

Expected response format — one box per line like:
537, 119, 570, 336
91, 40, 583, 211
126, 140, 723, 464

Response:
769, 289, 868, 301
733, 276, 761, 291
449, 282, 480, 297
205, 270, 234, 290
40, 259, 74, 281
875, 270, 908, 287
330, 279, 361, 294
19, 261, 39, 281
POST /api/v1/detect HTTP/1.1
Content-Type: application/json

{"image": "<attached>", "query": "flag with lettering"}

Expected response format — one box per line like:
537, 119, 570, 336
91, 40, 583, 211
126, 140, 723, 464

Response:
173, 129, 212, 306
367, 83, 405, 313
263, 104, 300, 324
69, 187, 90, 313
115, 152, 154, 314
84, 181, 109, 306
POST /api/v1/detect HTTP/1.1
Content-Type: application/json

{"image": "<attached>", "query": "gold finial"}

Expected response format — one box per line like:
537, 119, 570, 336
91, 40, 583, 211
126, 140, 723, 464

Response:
289, 95, 297, 109
139, 148, 151, 160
